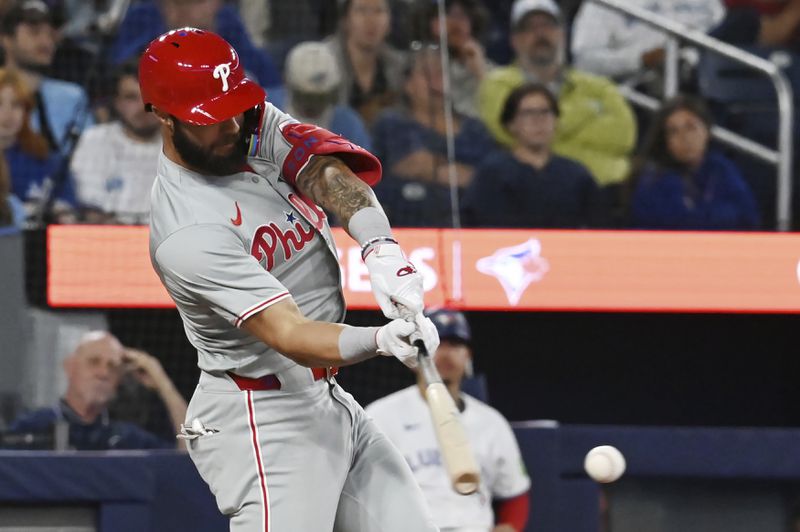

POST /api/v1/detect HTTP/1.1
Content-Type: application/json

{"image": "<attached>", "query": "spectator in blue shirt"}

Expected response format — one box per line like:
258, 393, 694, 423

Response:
1, 1, 93, 155
9, 331, 188, 451
630, 95, 759, 230
282, 41, 372, 151
0, 67, 76, 224
463, 83, 603, 228
109, 0, 282, 94
372, 44, 496, 226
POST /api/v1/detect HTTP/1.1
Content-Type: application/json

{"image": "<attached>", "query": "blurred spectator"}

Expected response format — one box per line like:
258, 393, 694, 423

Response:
239, 0, 326, 49
630, 95, 759, 230
58, 0, 100, 39
8, 331, 187, 450
713, 0, 800, 50
571, 0, 725, 87
44, 0, 101, 88
464, 83, 602, 228
109, 0, 282, 89
1, 0, 93, 154
478, 0, 636, 187
0, 152, 24, 227
366, 309, 531, 532
70, 60, 160, 225
283, 41, 372, 151
372, 45, 496, 227
420, 0, 492, 117
324, 0, 406, 126
481, 0, 584, 64
0, 67, 76, 224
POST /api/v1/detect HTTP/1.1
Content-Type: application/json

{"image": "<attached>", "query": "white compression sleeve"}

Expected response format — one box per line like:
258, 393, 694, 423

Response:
338, 325, 380, 363
348, 207, 393, 247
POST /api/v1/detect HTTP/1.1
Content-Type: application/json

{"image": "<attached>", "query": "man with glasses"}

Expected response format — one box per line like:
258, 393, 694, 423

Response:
478, 0, 636, 189
465, 83, 604, 228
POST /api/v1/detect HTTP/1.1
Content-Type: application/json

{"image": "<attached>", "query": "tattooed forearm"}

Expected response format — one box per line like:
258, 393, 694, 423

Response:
295, 155, 380, 228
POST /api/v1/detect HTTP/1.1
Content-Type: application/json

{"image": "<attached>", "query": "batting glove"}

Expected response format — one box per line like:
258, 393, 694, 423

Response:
363, 243, 424, 320
410, 313, 440, 360
376, 319, 420, 368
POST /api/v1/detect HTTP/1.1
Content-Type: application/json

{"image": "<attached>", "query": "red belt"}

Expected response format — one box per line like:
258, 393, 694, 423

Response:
227, 367, 338, 391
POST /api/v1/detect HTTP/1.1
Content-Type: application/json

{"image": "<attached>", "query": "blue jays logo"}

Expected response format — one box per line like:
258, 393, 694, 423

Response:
476, 239, 549, 305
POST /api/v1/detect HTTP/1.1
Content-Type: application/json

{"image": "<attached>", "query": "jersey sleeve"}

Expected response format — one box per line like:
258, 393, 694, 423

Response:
252, 102, 297, 166
154, 224, 291, 327
489, 414, 531, 499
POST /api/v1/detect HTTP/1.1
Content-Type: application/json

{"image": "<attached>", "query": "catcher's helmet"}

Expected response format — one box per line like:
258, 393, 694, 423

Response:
138, 27, 265, 126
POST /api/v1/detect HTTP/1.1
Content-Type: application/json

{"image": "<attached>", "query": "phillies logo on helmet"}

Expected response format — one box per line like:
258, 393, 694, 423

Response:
213, 62, 232, 92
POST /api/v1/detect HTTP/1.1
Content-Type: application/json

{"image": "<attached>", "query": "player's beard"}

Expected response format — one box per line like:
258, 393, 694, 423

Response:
172, 121, 248, 176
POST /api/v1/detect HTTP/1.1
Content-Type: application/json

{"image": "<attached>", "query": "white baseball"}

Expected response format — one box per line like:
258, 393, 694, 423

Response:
584, 445, 626, 483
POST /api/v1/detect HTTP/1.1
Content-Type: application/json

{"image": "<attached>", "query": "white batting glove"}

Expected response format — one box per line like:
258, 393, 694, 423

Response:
376, 319, 419, 368
364, 243, 424, 320
411, 313, 440, 359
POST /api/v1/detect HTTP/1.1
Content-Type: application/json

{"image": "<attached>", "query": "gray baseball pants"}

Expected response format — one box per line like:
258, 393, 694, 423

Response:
184, 366, 439, 531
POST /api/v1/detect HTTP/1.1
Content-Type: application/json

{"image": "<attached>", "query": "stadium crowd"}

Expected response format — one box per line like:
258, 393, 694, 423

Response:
0, 2, 798, 528
0, 0, 797, 232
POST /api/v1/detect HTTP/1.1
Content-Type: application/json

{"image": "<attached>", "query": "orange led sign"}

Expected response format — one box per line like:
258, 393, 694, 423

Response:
47, 226, 800, 313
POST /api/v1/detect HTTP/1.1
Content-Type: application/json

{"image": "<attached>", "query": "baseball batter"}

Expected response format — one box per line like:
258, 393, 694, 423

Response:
139, 28, 440, 531
367, 310, 531, 532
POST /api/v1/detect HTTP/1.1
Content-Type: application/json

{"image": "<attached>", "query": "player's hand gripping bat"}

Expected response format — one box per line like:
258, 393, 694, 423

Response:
401, 308, 481, 495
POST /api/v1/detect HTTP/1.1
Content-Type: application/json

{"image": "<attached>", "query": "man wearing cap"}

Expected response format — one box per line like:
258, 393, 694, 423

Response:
1, 0, 92, 154
283, 41, 372, 151
367, 309, 531, 532
478, 0, 636, 188
140, 28, 440, 531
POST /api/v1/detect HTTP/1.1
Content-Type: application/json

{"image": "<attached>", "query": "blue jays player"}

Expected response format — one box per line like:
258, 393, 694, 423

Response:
139, 28, 440, 531
367, 310, 531, 532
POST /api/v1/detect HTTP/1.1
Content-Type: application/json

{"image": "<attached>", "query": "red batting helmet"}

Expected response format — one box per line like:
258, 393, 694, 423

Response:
138, 27, 265, 126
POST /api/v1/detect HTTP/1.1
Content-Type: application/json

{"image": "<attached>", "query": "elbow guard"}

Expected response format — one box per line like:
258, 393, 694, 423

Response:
280, 122, 382, 186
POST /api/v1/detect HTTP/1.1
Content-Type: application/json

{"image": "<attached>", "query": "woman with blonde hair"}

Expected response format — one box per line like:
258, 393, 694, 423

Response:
0, 68, 76, 224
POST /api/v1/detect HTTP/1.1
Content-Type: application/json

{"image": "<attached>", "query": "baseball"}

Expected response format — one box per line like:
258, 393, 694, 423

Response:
584, 445, 626, 483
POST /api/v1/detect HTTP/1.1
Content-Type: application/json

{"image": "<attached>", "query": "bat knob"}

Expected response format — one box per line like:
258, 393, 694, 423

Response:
454, 472, 480, 495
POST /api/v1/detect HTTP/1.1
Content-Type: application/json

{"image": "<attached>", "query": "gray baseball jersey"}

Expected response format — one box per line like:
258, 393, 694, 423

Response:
150, 102, 438, 532
150, 102, 344, 378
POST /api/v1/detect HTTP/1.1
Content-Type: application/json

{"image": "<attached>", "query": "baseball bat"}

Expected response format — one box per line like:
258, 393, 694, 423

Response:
413, 337, 481, 495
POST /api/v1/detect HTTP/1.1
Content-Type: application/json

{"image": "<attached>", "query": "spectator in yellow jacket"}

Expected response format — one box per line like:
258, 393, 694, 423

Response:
478, 0, 637, 186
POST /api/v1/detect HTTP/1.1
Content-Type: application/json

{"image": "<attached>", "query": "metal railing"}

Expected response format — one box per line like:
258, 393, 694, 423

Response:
591, 0, 795, 231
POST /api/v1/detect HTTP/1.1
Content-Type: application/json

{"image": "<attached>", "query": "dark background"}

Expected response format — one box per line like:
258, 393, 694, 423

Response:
105, 308, 800, 429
